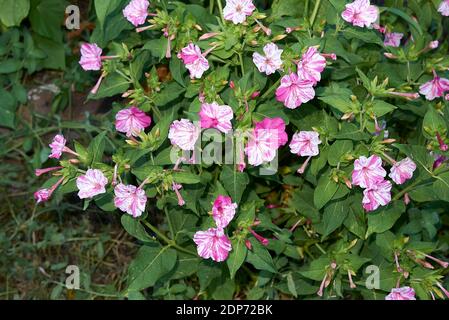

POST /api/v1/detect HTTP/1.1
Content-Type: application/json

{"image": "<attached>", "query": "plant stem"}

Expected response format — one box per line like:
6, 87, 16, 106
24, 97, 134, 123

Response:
310, 0, 322, 28
216, 0, 225, 25
260, 79, 280, 101
142, 220, 197, 256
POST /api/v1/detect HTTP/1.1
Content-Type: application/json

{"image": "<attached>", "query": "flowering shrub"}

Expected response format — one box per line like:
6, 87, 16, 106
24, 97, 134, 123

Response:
35, 0, 449, 300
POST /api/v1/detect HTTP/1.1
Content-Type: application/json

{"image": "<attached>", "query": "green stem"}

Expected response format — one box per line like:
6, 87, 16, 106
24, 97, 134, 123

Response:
260, 79, 280, 101
310, 0, 322, 28
216, 0, 225, 25
238, 52, 245, 76
142, 220, 197, 256
164, 206, 175, 240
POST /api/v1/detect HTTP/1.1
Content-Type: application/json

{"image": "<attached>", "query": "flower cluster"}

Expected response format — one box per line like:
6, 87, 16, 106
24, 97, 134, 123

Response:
193, 195, 237, 262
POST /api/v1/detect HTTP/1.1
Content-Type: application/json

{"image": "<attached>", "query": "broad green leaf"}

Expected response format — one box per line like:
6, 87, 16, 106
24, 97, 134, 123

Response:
220, 165, 249, 203
0, 0, 30, 27
366, 201, 405, 238
127, 245, 177, 291
246, 238, 276, 273
89, 73, 130, 99
433, 172, 449, 202
321, 200, 348, 239
95, 0, 123, 29
121, 215, 154, 242
314, 173, 339, 209
87, 131, 107, 165
227, 238, 247, 279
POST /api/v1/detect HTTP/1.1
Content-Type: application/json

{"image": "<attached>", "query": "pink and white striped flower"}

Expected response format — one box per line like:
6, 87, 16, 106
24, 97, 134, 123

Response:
223, 0, 255, 24
177, 43, 209, 79
79, 43, 102, 71
49, 134, 67, 159
296, 47, 327, 85
123, 0, 150, 27
34, 177, 64, 204
419, 70, 449, 101
212, 195, 237, 229
199, 102, 234, 133
362, 179, 392, 211
252, 43, 283, 75
193, 227, 232, 262
352, 155, 387, 188
341, 0, 379, 28
384, 32, 403, 47
115, 106, 152, 137
438, 0, 449, 16
389, 157, 416, 185
385, 286, 416, 300
289, 131, 321, 157
245, 117, 288, 166
114, 183, 147, 218
76, 169, 108, 199
275, 73, 315, 109
168, 119, 200, 151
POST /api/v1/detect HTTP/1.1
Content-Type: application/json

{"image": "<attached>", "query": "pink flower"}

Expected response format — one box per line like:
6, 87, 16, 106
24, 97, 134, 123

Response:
296, 47, 326, 85
212, 195, 237, 228
79, 43, 102, 71
254, 117, 288, 148
275, 73, 315, 109
352, 155, 387, 188
438, 0, 449, 16
172, 182, 185, 206
362, 179, 392, 211
223, 0, 255, 24
168, 119, 200, 151
34, 189, 52, 204
289, 131, 321, 157
35, 166, 63, 177
123, 0, 149, 27
384, 32, 403, 47
389, 157, 416, 185
419, 70, 449, 101
193, 227, 232, 262
385, 286, 416, 300
34, 177, 64, 204
76, 169, 108, 199
199, 102, 234, 133
245, 117, 288, 166
252, 43, 283, 75
114, 183, 147, 217
49, 134, 66, 159
341, 0, 379, 28
115, 106, 152, 137
177, 43, 209, 79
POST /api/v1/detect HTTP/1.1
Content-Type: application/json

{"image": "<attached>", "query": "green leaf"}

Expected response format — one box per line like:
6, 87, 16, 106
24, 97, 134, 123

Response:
95, 0, 123, 29
318, 95, 352, 113
169, 56, 186, 87
327, 140, 353, 166
298, 256, 330, 281
0, 59, 22, 74
321, 200, 348, 239
220, 165, 249, 204
172, 171, 201, 184
29, 0, 65, 40
127, 245, 177, 291
121, 215, 154, 242
382, 7, 423, 36
372, 100, 397, 117
422, 106, 446, 138
0, 89, 17, 128
366, 201, 405, 238
227, 238, 247, 279
87, 131, 107, 165
89, 73, 130, 99
246, 239, 276, 273
0, 0, 30, 27
433, 172, 449, 202
314, 173, 339, 209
